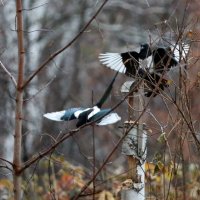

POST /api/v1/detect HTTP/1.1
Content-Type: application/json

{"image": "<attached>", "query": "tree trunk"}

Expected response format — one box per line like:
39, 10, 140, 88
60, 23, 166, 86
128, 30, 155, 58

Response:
13, 0, 25, 199
121, 82, 147, 200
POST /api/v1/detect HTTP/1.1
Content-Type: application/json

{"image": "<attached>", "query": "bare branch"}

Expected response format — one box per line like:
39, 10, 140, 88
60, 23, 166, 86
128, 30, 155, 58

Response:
22, 2, 48, 11
0, 157, 13, 166
22, 0, 110, 89
20, 128, 79, 173
0, 165, 13, 172
0, 60, 17, 87
23, 76, 56, 102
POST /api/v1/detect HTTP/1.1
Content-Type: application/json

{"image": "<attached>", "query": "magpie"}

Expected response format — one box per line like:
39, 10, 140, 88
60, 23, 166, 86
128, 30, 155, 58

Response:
99, 43, 189, 75
99, 44, 151, 77
99, 43, 189, 97
43, 72, 121, 127
148, 43, 189, 74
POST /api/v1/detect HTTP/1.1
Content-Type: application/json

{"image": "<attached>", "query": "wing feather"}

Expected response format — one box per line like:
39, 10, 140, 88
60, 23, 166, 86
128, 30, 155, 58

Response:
97, 113, 121, 126
43, 108, 84, 121
99, 53, 126, 73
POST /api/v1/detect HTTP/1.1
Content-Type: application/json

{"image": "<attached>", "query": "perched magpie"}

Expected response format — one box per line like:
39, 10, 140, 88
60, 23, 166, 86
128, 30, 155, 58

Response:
44, 72, 121, 127
99, 44, 151, 77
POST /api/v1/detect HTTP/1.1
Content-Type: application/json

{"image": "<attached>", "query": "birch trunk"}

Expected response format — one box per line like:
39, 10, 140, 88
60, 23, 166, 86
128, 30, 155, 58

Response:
121, 81, 147, 200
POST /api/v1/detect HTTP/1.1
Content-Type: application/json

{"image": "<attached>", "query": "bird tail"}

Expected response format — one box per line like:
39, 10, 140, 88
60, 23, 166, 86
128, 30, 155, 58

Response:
96, 71, 118, 108
43, 111, 66, 121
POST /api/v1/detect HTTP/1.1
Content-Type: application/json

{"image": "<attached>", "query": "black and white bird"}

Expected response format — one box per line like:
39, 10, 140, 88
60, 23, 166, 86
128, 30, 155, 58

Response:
142, 43, 189, 96
148, 43, 190, 74
99, 43, 189, 97
99, 43, 189, 75
99, 44, 151, 77
43, 72, 121, 127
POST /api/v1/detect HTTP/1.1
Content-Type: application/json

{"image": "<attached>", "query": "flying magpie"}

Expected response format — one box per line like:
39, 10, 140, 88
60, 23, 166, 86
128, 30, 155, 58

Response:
99, 44, 151, 77
99, 43, 189, 97
43, 72, 121, 127
148, 43, 189, 74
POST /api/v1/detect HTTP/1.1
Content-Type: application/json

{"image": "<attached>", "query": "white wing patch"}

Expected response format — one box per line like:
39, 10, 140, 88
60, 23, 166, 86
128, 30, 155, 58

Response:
99, 53, 126, 73
88, 106, 100, 119
74, 108, 90, 118
97, 113, 121, 126
43, 110, 66, 121
172, 43, 190, 62
141, 55, 153, 72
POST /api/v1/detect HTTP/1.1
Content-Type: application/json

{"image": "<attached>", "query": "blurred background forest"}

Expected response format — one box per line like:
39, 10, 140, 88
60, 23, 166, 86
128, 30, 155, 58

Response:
0, 0, 200, 199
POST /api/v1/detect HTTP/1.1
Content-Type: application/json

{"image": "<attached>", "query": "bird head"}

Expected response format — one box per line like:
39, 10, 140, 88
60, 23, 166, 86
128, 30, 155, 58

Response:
139, 43, 152, 59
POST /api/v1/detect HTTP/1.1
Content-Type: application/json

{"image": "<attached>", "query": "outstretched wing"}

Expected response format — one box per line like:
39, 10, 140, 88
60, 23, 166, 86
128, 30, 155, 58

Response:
89, 108, 121, 126
97, 113, 121, 126
153, 47, 178, 73
99, 51, 140, 77
43, 107, 84, 121
99, 53, 126, 73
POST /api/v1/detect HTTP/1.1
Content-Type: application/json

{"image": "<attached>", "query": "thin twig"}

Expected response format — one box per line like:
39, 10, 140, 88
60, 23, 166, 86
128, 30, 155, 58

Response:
0, 157, 13, 166
0, 60, 17, 87
23, 76, 56, 102
22, 2, 48, 11
22, 0, 109, 89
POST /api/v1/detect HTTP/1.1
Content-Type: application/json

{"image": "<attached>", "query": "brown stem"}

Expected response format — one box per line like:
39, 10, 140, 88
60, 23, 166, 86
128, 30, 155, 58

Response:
13, 0, 25, 199
22, 0, 109, 89
0, 60, 17, 87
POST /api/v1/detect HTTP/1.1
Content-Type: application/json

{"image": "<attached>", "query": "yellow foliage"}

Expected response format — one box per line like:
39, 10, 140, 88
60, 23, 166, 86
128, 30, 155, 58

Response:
98, 190, 115, 200
0, 179, 13, 190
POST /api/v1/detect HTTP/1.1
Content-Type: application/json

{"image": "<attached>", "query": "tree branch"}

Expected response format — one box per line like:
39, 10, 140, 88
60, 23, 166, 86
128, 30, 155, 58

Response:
0, 60, 17, 87
22, 0, 109, 89
0, 157, 13, 166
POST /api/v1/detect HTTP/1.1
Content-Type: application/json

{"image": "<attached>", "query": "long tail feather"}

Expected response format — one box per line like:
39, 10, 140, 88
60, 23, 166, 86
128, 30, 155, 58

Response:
96, 71, 118, 108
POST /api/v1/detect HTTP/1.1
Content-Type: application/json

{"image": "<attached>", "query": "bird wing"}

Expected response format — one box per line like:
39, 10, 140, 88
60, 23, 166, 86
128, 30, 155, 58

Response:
99, 52, 126, 73
99, 51, 140, 76
97, 113, 121, 126
87, 106, 101, 119
153, 47, 178, 73
43, 110, 66, 121
43, 107, 84, 121
89, 109, 121, 125
172, 43, 190, 62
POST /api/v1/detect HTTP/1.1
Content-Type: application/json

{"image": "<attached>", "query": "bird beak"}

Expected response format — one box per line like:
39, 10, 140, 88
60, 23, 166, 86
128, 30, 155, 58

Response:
166, 79, 173, 85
